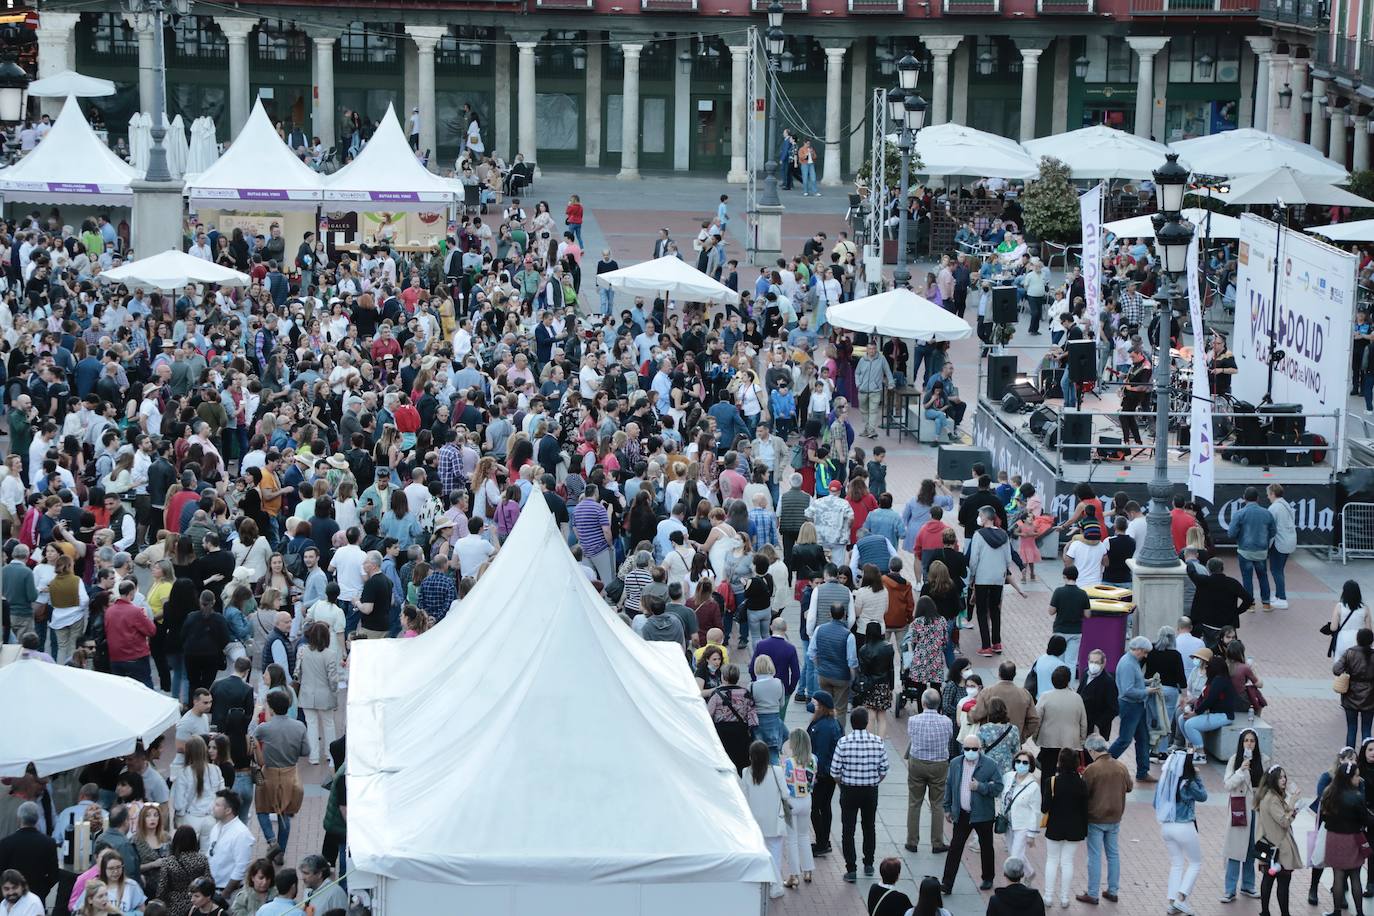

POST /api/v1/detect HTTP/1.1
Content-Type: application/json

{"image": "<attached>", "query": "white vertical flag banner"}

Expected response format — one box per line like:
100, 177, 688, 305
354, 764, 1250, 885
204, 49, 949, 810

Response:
1186, 233, 1214, 505
1080, 183, 1102, 333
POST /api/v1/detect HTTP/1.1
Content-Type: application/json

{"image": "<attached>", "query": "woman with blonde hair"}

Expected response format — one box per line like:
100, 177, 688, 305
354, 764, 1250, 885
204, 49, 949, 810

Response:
131, 802, 170, 888
781, 728, 817, 887
75, 878, 123, 915
171, 735, 224, 845
791, 521, 827, 582
294, 620, 340, 766
334, 477, 361, 532
471, 456, 502, 520
232, 517, 271, 583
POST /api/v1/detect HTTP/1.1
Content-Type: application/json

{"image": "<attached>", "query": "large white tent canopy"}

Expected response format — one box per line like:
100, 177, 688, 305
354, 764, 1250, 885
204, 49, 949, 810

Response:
185, 99, 322, 209
1207, 166, 1374, 207
323, 104, 455, 211
0, 97, 140, 205
1170, 128, 1348, 182
0, 660, 180, 777
26, 70, 116, 98
1306, 219, 1374, 242
347, 496, 771, 915
102, 249, 251, 290
827, 288, 972, 341
1104, 207, 1244, 240
1023, 125, 1176, 180
596, 255, 742, 305
911, 123, 1039, 179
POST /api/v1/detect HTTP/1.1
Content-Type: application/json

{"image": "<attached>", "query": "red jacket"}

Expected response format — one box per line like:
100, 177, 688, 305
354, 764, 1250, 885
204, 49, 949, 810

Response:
105, 597, 155, 662
914, 519, 949, 553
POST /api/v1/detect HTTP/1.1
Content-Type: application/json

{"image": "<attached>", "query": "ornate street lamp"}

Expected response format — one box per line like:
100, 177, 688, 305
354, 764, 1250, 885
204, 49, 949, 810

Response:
1073, 55, 1089, 79
759, 10, 785, 209
891, 52, 926, 291
0, 57, 31, 125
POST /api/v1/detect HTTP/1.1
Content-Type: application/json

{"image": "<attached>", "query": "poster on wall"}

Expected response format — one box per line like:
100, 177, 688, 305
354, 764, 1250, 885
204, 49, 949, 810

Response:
1234, 212, 1355, 444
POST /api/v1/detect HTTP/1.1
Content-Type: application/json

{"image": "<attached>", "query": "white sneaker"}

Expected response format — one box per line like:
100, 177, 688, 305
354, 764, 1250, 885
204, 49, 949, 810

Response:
1174, 897, 1195, 915
1193, 752, 1208, 766
1271, 598, 1289, 609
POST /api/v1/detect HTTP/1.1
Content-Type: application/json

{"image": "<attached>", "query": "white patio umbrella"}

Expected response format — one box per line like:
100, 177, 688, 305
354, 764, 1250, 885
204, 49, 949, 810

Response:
1023, 125, 1176, 180
596, 255, 741, 305
1206, 166, 1374, 207
1305, 219, 1374, 242
26, 70, 116, 98
1104, 207, 1244, 240
127, 112, 150, 173
184, 116, 220, 176
826, 288, 972, 341
909, 123, 1039, 179
1170, 128, 1348, 182
103, 249, 251, 290
0, 660, 181, 777
165, 114, 188, 178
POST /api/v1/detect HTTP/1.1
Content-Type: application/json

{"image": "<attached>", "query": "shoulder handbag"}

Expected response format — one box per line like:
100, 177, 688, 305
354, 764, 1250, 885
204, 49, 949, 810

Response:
869, 888, 896, 916
248, 735, 266, 786
1323, 605, 1361, 657
1040, 776, 1056, 830
1335, 672, 1352, 695
1229, 794, 1250, 828
995, 780, 1033, 835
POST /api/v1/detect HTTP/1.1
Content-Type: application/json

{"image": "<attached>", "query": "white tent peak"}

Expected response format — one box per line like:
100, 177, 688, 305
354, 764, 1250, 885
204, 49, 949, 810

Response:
346, 492, 772, 890
102, 249, 251, 290
1023, 125, 1176, 180
596, 255, 741, 306
827, 287, 972, 341
0, 96, 140, 205
322, 103, 455, 209
1170, 128, 1348, 182
26, 70, 116, 98
184, 98, 322, 208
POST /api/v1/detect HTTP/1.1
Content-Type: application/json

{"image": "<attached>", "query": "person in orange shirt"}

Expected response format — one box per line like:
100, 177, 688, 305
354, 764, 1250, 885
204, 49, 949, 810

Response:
258, 451, 292, 541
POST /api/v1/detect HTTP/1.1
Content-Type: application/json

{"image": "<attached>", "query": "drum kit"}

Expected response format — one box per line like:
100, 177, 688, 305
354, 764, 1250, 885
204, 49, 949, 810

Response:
1167, 345, 1236, 441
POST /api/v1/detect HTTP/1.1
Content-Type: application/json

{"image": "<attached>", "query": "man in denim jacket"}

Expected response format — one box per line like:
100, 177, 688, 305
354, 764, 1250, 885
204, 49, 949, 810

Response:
1227, 487, 1277, 610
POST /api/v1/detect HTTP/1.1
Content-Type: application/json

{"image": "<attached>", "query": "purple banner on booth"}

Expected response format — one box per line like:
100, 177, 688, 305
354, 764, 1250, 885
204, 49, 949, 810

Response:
238, 189, 291, 200
368, 191, 422, 202
47, 182, 100, 193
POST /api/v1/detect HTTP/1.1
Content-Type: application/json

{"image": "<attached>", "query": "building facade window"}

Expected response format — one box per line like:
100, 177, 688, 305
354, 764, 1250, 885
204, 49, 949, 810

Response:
339, 22, 399, 67
1081, 36, 1133, 83
88, 13, 140, 59
1166, 35, 1240, 83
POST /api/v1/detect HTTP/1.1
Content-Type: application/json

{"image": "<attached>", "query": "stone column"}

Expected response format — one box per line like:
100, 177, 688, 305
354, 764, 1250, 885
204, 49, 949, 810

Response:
848, 41, 867, 173
313, 34, 336, 148
1126, 37, 1169, 139
951, 42, 970, 125
407, 26, 447, 162
34, 12, 79, 119
673, 36, 689, 171
1248, 36, 1273, 131
1329, 101, 1348, 168
125, 14, 156, 116
1310, 75, 1328, 154
1355, 112, 1370, 172
584, 43, 603, 168
217, 18, 255, 136
1268, 50, 1289, 138
1288, 52, 1309, 144
728, 45, 749, 183
494, 41, 512, 160
516, 39, 539, 163
619, 43, 644, 179
923, 36, 963, 126
1017, 47, 1044, 141
821, 44, 848, 187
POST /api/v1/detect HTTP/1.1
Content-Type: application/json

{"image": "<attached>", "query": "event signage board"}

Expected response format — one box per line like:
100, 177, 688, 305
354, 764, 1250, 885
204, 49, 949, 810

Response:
1080, 184, 1103, 334
971, 406, 1336, 545
1186, 235, 1214, 505
1234, 212, 1355, 442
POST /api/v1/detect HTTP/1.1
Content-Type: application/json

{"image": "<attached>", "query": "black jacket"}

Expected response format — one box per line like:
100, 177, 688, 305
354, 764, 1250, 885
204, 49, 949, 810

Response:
0, 826, 59, 899
1042, 769, 1089, 841
181, 610, 230, 660
1078, 668, 1119, 739
958, 489, 1007, 538
986, 882, 1047, 916
1186, 561, 1254, 631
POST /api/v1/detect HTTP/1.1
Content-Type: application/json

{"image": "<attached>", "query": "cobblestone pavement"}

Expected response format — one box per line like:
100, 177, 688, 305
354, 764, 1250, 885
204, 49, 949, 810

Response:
141, 172, 1374, 915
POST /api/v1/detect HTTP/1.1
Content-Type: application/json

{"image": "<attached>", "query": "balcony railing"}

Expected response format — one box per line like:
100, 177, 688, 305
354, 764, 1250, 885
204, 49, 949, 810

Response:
1361, 40, 1374, 85
536, 0, 595, 8
1258, 0, 1325, 25
1037, 0, 1095, 12
752, 0, 808, 9
1334, 34, 1362, 83
847, 0, 905, 11
1131, 0, 1256, 13
943, 0, 1000, 12
641, 0, 698, 10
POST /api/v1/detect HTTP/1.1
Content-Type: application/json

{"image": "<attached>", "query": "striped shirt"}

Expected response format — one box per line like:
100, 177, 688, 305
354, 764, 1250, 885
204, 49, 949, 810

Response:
748, 507, 780, 548
830, 729, 889, 786
571, 499, 610, 556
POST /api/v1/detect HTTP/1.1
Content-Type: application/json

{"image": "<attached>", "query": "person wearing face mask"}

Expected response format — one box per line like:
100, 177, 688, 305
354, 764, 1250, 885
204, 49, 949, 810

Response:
939, 733, 1000, 895
1077, 649, 1119, 743
999, 752, 1042, 887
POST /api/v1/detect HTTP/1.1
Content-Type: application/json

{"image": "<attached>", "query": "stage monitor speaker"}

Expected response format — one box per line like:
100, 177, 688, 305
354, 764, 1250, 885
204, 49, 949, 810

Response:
1067, 340, 1097, 384
1009, 381, 1044, 405
1061, 410, 1093, 462
938, 445, 992, 483
992, 286, 1018, 324
1260, 402, 1306, 442
1028, 405, 1058, 438
1096, 435, 1127, 461
987, 354, 1017, 401
1001, 392, 1024, 413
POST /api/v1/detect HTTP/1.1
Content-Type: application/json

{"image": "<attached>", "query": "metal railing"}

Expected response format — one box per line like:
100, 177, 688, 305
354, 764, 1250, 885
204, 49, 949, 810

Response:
1336, 34, 1362, 80
1258, 0, 1325, 24
943, 0, 1001, 11
1130, 0, 1258, 14
848, 0, 906, 12
1341, 503, 1374, 562
1037, 0, 1095, 11
751, 0, 808, 10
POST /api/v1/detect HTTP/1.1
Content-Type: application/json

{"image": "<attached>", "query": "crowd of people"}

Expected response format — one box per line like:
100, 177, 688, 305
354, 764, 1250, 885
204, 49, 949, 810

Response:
0, 152, 1360, 916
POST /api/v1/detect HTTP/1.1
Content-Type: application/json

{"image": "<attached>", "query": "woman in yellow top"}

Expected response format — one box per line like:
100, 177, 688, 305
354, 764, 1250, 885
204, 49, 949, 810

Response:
146, 560, 174, 623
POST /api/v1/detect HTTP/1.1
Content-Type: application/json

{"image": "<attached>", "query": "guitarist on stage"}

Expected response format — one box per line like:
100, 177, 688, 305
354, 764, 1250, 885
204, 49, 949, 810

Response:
1119, 347, 1152, 446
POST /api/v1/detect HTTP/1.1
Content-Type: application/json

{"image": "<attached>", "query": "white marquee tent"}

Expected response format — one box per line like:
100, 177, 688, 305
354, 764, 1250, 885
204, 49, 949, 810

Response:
596, 255, 741, 306
26, 69, 116, 98
346, 495, 772, 916
1169, 128, 1348, 182
1306, 219, 1374, 242
102, 249, 251, 290
1023, 125, 1175, 180
185, 99, 322, 209
0, 660, 180, 777
323, 104, 455, 211
0, 97, 140, 205
1207, 166, 1374, 208
911, 123, 1039, 179
827, 287, 972, 341
1104, 207, 1243, 240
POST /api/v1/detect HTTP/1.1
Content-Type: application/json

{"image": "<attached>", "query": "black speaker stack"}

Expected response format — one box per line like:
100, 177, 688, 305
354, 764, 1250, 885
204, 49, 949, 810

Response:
992, 287, 1018, 324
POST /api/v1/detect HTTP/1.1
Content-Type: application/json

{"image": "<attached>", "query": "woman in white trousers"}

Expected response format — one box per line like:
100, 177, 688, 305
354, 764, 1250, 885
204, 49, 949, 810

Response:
739, 740, 788, 898
1000, 751, 1042, 885
1155, 750, 1208, 914
782, 729, 817, 886
170, 736, 224, 847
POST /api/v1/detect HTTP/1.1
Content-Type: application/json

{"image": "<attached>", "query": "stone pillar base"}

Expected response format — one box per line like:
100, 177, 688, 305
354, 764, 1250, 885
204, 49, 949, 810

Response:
726, 167, 749, 184
753, 205, 784, 267
617, 168, 641, 180
1129, 559, 1187, 647
130, 179, 187, 260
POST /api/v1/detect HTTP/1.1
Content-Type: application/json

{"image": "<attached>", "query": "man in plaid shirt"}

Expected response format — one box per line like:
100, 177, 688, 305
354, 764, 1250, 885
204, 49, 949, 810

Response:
436, 428, 465, 494
905, 689, 953, 854
1118, 280, 1145, 331
417, 554, 457, 622
830, 708, 889, 883
746, 493, 779, 549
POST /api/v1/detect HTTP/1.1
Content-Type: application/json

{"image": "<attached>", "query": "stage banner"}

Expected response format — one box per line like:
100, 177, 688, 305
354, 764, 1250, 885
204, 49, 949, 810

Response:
1080, 184, 1103, 333
1235, 212, 1356, 442
1186, 235, 1214, 505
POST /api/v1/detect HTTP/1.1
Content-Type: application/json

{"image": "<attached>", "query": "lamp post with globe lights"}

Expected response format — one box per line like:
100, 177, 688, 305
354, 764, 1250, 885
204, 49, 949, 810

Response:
888, 51, 926, 290
760, 1, 785, 208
